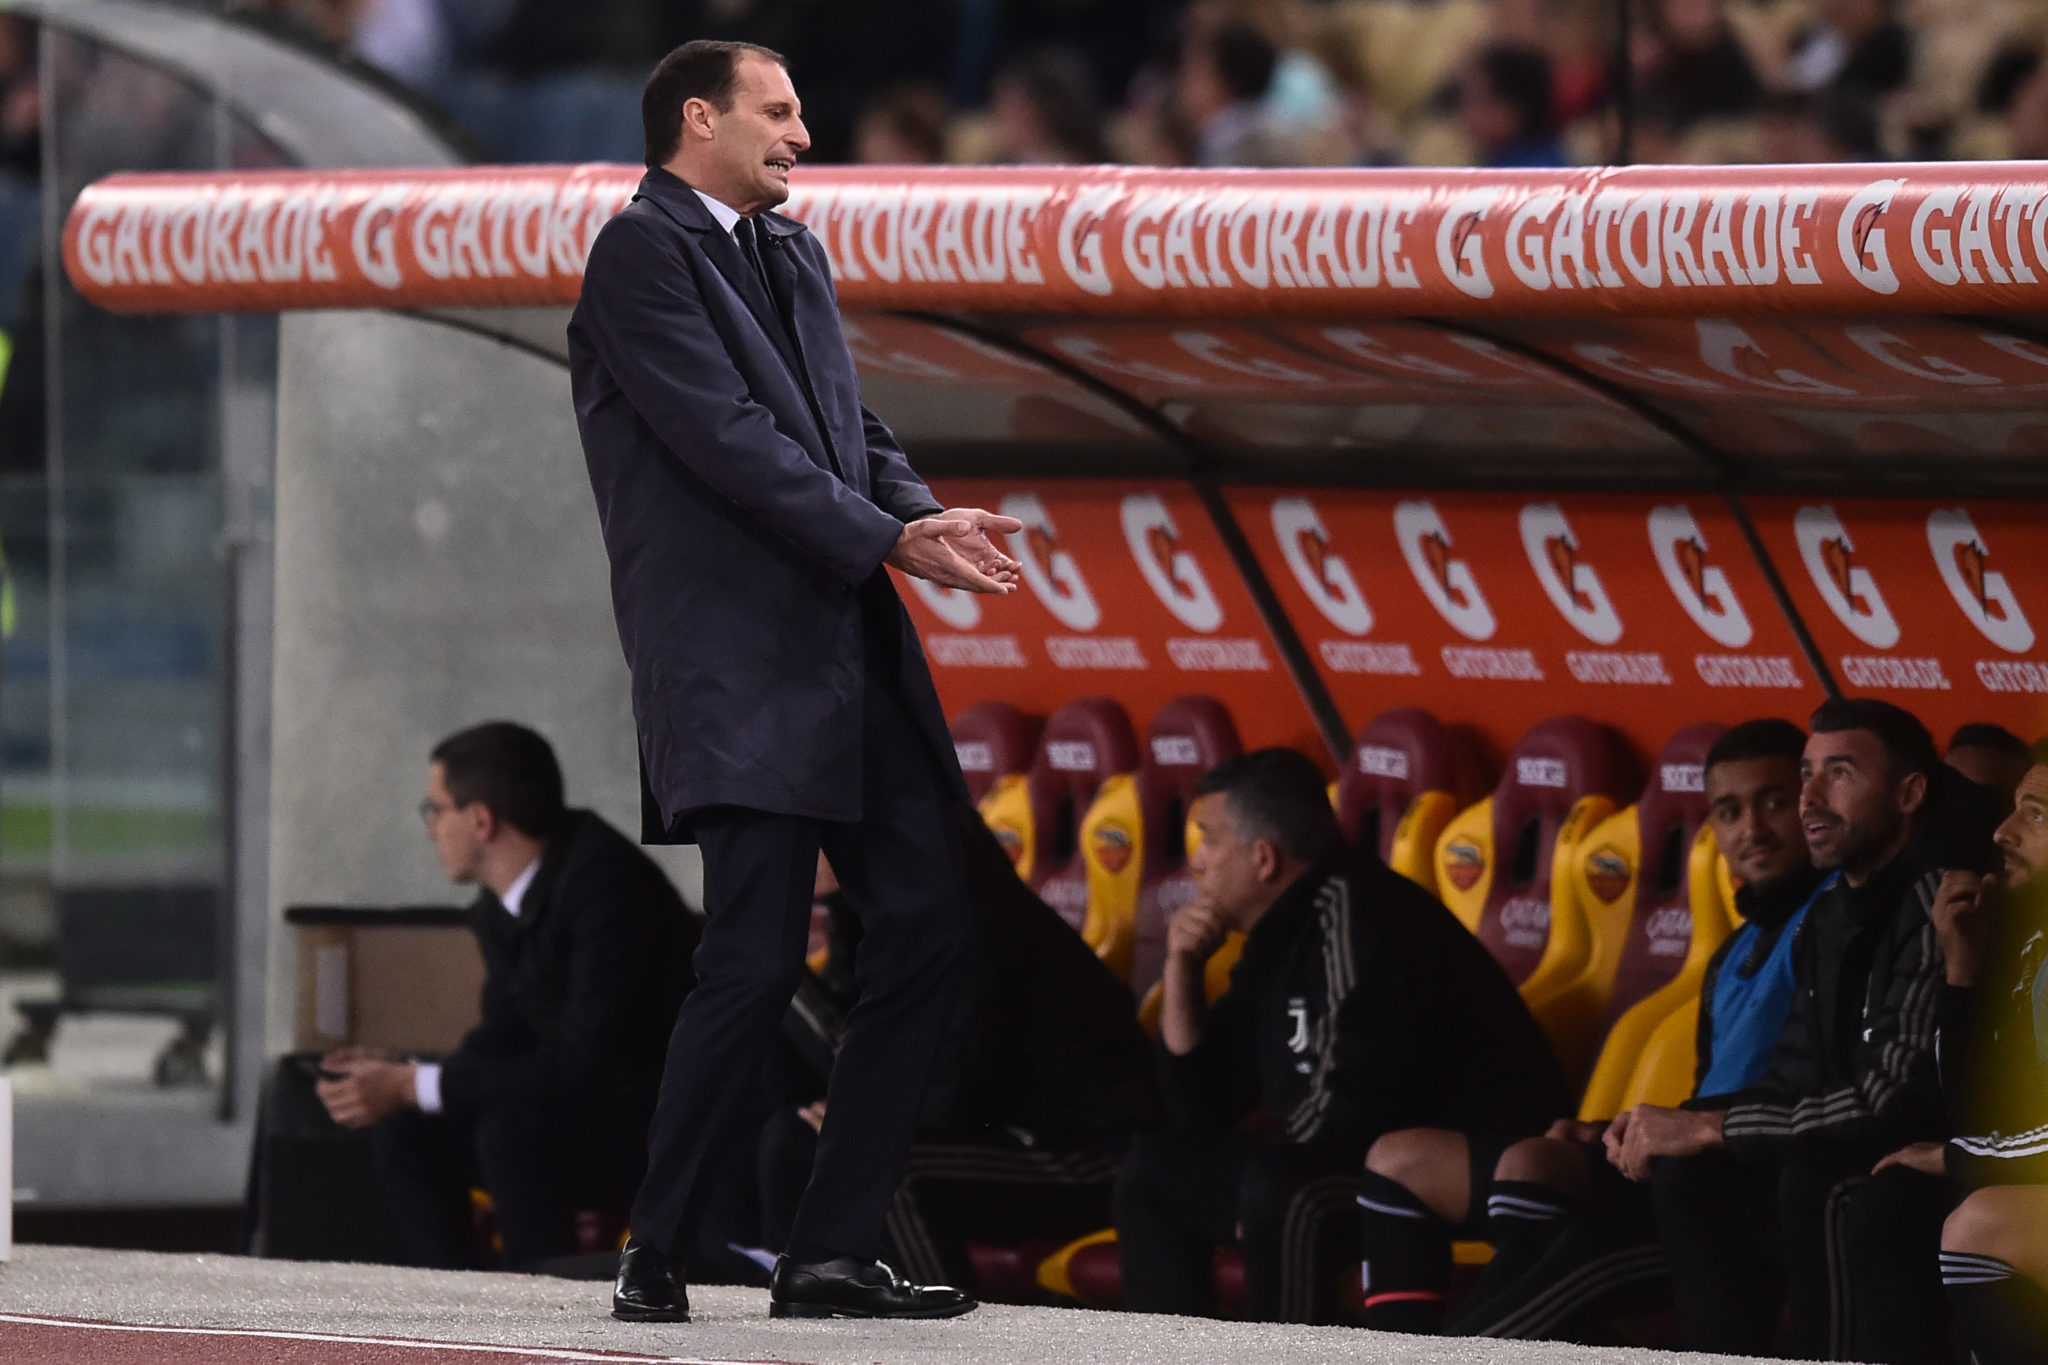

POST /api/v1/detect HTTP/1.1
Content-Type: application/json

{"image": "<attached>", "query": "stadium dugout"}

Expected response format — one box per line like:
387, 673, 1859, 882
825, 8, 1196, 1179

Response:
16, 155, 2048, 1359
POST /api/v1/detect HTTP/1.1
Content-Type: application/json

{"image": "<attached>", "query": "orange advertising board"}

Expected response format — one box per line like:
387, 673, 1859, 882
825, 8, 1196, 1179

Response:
896, 479, 1326, 760
1225, 488, 1827, 763
1748, 498, 2048, 742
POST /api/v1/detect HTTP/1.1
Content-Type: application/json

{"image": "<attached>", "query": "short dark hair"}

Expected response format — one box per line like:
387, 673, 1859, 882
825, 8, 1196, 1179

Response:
1810, 697, 1939, 784
1194, 747, 1341, 864
643, 39, 788, 167
1949, 722, 2031, 759
1706, 718, 1807, 773
1474, 42, 1555, 142
430, 721, 566, 839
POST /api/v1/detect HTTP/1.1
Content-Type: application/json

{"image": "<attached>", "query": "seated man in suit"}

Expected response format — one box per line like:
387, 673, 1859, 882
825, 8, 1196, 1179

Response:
315, 722, 700, 1270
1115, 748, 1567, 1323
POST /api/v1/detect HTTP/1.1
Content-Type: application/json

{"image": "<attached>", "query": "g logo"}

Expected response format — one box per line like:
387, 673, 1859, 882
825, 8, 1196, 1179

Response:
1929, 508, 2034, 654
909, 577, 981, 629
1395, 499, 1496, 641
1649, 504, 1753, 648
1521, 503, 1623, 645
1273, 496, 1373, 636
1795, 506, 1899, 649
1001, 493, 1102, 632
1122, 493, 1223, 632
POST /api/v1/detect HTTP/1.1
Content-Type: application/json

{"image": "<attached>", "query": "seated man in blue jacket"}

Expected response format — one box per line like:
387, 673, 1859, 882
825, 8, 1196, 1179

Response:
316, 722, 700, 1270
1114, 748, 1566, 1323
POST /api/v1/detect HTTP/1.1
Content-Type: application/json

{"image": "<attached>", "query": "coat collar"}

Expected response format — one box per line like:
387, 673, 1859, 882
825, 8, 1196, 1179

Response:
635, 167, 808, 241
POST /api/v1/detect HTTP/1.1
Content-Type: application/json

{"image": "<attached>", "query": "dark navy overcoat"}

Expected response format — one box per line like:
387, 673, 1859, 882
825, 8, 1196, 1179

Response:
568, 168, 966, 839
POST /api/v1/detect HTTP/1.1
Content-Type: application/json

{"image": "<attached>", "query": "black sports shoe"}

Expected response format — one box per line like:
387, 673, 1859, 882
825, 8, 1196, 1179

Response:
769, 1255, 976, 1320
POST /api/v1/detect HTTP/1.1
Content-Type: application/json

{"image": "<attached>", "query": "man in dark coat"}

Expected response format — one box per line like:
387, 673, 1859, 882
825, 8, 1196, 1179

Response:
566, 39, 1020, 1323
316, 722, 698, 1271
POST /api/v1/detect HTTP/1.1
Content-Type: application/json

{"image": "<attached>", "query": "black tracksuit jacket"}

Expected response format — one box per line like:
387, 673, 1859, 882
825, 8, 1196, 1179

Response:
1159, 849, 1568, 1157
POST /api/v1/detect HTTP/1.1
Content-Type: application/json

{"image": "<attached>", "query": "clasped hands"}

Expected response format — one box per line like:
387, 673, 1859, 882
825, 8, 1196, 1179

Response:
887, 508, 1023, 595
314, 1045, 418, 1129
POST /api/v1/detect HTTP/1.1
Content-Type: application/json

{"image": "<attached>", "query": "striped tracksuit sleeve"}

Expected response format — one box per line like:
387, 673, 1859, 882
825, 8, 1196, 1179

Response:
1723, 877, 1947, 1160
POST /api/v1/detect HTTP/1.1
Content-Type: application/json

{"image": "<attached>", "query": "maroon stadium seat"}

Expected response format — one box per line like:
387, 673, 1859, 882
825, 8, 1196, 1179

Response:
1025, 697, 1139, 933
1334, 707, 1492, 892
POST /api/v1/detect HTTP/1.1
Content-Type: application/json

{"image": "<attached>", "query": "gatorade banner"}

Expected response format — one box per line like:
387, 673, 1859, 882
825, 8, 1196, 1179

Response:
1226, 487, 1825, 758
1749, 498, 2048, 740
894, 479, 1324, 757
64, 163, 2048, 318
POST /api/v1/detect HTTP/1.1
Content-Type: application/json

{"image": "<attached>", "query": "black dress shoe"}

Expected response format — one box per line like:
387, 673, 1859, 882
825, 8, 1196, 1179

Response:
612, 1237, 690, 1322
769, 1255, 976, 1319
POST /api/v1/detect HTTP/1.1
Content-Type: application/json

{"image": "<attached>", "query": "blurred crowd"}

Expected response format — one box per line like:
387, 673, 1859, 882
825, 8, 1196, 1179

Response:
230, 0, 2048, 169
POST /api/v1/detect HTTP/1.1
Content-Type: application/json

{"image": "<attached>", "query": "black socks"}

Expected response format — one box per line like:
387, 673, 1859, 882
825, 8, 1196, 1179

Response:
1944, 1253, 2048, 1365
1356, 1170, 1451, 1334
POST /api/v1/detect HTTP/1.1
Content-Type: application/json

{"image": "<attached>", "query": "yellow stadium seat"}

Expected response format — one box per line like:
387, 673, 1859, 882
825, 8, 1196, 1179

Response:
1577, 833, 1739, 1122
1022, 698, 1139, 934
1525, 723, 1724, 1089
951, 701, 1044, 875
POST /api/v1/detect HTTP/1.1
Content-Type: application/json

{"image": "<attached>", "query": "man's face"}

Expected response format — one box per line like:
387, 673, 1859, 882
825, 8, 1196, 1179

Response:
422, 762, 486, 884
1187, 792, 1269, 928
702, 56, 809, 212
1800, 728, 1918, 877
1706, 754, 1810, 888
1992, 763, 2048, 891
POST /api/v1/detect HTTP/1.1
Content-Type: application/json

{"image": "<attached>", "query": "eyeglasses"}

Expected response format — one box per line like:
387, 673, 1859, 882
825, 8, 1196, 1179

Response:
418, 798, 466, 827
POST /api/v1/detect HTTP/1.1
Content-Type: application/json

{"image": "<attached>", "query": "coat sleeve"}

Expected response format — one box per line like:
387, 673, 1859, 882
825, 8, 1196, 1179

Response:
1722, 891, 1947, 1162
1157, 987, 1261, 1134
576, 213, 905, 587
860, 403, 945, 524
438, 860, 685, 1113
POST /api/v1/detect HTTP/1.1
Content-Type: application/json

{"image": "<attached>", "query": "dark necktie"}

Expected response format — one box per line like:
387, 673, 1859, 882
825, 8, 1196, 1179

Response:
736, 216, 774, 302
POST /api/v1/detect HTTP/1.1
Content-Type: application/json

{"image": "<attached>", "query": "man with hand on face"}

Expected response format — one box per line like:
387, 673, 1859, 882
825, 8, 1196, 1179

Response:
1113, 749, 1565, 1323
569, 40, 1021, 1324
1422, 719, 1826, 1341
1837, 744, 2048, 1365
1632, 699, 1974, 1359
317, 723, 698, 1272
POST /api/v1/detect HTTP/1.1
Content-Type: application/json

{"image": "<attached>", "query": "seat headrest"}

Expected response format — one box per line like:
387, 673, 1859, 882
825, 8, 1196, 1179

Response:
1337, 707, 1490, 848
1493, 714, 1639, 819
1634, 721, 1726, 835
1138, 695, 1243, 838
1028, 697, 1140, 838
950, 701, 1043, 803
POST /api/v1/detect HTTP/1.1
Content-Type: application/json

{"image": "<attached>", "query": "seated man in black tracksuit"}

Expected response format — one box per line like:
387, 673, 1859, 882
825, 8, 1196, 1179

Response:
1621, 699, 1987, 1358
1114, 748, 1567, 1323
756, 809, 1160, 1291
316, 721, 699, 1270
1833, 745, 2048, 1365
1364, 719, 1827, 1341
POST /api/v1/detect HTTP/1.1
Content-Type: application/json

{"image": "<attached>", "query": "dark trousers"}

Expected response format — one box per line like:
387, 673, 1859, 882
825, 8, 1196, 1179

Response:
1114, 1130, 1361, 1323
630, 666, 968, 1265
1653, 1147, 1866, 1358
368, 1097, 643, 1270
1837, 1166, 1952, 1364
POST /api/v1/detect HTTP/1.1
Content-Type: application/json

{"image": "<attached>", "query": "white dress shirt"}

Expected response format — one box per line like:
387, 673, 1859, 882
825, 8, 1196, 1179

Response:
694, 188, 744, 238
414, 855, 542, 1114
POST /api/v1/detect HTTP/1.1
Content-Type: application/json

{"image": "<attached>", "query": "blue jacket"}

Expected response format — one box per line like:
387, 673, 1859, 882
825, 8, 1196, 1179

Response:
568, 168, 963, 836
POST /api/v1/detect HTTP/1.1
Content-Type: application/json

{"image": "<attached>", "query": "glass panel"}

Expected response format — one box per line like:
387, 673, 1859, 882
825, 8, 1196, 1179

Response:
0, 26, 278, 1103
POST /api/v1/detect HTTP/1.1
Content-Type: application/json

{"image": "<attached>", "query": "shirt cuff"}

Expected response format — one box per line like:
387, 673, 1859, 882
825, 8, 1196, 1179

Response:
413, 1061, 443, 1114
